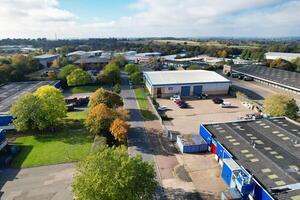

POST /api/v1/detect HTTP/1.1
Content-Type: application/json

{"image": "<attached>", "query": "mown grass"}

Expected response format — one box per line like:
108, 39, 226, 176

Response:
134, 88, 157, 121
70, 85, 110, 94
11, 110, 93, 168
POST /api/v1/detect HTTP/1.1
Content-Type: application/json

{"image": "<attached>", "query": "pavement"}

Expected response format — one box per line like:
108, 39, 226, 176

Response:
0, 163, 74, 200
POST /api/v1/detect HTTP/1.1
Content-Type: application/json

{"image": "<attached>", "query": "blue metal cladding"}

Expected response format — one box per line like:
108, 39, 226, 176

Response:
181, 86, 191, 96
221, 160, 233, 186
253, 180, 274, 200
0, 115, 13, 126
193, 85, 203, 96
0, 129, 6, 143
199, 125, 212, 145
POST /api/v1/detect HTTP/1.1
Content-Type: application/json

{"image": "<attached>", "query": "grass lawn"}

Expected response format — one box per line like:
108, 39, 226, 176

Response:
67, 109, 89, 120
10, 110, 93, 168
70, 85, 110, 94
134, 88, 157, 121
11, 130, 93, 168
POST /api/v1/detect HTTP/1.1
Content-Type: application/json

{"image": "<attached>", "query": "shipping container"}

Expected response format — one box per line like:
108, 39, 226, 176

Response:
176, 135, 208, 153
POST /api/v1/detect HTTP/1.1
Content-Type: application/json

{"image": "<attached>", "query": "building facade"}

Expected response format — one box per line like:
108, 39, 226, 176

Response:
144, 70, 231, 98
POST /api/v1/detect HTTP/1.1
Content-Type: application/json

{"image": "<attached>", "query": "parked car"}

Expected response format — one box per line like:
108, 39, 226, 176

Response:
158, 106, 167, 111
179, 102, 189, 108
243, 76, 254, 81
175, 99, 185, 105
212, 98, 224, 104
238, 74, 244, 80
197, 93, 208, 99
220, 102, 231, 108
231, 73, 239, 78
170, 95, 181, 102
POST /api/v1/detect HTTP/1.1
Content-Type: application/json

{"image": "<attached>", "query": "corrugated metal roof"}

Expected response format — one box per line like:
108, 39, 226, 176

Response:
144, 70, 231, 86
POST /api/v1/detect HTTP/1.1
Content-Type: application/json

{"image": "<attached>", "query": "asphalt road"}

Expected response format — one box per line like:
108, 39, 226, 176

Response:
120, 73, 154, 161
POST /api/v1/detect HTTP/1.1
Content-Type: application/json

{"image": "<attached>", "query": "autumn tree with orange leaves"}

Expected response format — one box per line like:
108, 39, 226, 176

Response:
85, 103, 114, 135
110, 118, 130, 143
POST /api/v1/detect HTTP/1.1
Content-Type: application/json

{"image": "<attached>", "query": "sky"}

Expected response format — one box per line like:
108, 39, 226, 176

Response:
0, 0, 299, 39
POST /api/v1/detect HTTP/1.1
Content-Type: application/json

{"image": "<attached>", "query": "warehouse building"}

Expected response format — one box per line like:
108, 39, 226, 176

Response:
265, 52, 300, 62
231, 65, 300, 94
199, 117, 300, 200
34, 54, 59, 68
143, 70, 231, 98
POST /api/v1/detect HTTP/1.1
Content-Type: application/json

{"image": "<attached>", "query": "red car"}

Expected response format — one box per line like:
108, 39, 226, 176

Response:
175, 99, 185, 105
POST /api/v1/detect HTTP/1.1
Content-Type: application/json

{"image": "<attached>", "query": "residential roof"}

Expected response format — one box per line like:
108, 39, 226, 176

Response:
34, 54, 58, 59
204, 118, 300, 200
144, 70, 231, 86
232, 65, 300, 91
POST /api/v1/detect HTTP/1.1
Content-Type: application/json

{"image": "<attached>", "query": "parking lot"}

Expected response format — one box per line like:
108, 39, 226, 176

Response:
157, 96, 256, 135
0, 81, 59, 113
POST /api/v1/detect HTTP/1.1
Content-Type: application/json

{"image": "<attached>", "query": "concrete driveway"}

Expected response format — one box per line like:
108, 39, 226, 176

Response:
0, 163, 74, 200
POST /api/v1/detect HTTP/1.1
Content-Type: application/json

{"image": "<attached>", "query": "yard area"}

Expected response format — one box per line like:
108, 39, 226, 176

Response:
10, 110, 93, 168
134, 87, 157, 120
157, 96, 255, 135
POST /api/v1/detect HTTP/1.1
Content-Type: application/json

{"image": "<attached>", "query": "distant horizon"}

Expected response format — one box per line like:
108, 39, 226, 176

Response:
1, 0, 299, 39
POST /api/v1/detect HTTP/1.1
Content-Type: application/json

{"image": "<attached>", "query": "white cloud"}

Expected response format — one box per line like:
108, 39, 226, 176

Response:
0, 0, 299, 38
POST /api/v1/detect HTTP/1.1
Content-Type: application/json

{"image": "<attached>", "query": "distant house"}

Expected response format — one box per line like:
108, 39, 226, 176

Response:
34, 54, 59, 68
125, 52, 161, 63
265, 52, 300, 62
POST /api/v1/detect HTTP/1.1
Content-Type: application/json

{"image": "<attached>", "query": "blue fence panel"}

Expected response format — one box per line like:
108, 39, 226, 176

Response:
54, 81, 62, 88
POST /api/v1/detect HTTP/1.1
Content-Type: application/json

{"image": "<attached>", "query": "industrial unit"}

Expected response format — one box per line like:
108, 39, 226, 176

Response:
199, 117, 300, 200
143, 70, 231, 98
231, 65, 300, 94
34, 54, 59, 68
265, 52, 300, 62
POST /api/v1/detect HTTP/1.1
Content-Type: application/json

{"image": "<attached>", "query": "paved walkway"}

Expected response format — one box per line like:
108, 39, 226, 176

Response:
0, 163, 74, 200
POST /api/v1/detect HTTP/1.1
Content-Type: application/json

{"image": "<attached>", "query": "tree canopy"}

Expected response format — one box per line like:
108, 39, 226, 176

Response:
67, 68, 92, 86
264, 94, 299, 119
58, 64, 79, 81
130, 71, 142, 85
101, 63, 121, 85
72, 146, 157, 200
125, 64, 139, 74
11, 85, 67, 131
110, 118, 130, 143
85, 104, 114, 135
89, 88, 123, 108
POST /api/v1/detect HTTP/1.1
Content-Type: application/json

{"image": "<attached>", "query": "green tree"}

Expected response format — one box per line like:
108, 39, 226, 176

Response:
102, 63, 121, 85
112, 84, 121, 94
292, 57, 300, 72
89, 88, 123, 108
188, 64, 202, 70
72, 146, 157, 200
130, 71, 142, 85
11, 86, 67, 131
264, 94, 299, 119
112, 55, 127, 68
10, 93, 45, 131
58, 64, 79, 81
34, 85, 67, 130
67, 68, 91, 86
124, 64, 139, 74
85, 104, 114, 135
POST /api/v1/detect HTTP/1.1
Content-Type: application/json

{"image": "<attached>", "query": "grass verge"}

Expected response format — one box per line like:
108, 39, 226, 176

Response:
134, 88, 157, 121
